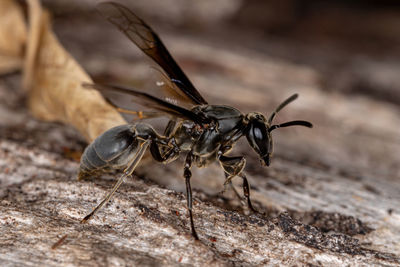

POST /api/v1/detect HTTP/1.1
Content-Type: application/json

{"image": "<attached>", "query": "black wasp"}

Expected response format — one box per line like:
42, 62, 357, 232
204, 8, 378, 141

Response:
79, 2, 312, 240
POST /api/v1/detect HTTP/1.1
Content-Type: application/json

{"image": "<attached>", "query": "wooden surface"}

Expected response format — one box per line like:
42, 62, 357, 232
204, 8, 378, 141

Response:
1, 1, 400, 266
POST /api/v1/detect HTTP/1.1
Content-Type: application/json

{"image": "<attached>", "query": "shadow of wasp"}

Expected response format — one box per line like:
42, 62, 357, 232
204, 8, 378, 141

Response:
79, 2, 312, 240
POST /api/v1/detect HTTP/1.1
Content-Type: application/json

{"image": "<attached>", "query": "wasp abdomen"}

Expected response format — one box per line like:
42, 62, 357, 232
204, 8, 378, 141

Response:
78, 124, 139, 179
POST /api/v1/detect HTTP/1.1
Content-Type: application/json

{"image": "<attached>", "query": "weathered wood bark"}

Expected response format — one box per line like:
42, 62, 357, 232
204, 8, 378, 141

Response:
1, 1, 400, 266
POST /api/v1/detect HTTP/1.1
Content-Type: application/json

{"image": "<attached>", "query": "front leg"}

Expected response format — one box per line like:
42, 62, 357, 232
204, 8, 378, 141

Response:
183, 153, 199, 240
218, 154, 257, 213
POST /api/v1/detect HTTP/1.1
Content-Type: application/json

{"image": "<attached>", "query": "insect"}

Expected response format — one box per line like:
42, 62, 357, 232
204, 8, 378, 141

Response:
79, 2, 312, 240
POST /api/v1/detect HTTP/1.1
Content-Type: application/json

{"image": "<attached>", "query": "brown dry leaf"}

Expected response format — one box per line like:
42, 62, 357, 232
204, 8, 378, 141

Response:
0, 0, 27, 74
24, 0, 126, 142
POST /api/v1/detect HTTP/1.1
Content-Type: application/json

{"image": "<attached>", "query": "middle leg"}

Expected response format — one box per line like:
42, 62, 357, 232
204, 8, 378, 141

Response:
183, 153, 199, 240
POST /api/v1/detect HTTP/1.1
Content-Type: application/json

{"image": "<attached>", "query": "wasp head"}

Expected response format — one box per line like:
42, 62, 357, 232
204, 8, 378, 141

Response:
245, 94, 313, 167
245, 112, 272, 166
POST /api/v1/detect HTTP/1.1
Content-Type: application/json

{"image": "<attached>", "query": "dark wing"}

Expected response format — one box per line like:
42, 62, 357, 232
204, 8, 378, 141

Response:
150, 67, 198, 107
96, 2, 208, 106
83, 83, 211, 125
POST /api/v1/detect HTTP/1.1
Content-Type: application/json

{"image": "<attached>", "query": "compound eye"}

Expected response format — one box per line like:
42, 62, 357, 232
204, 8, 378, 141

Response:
252, 120, 269, 155
246, 119, 271, 160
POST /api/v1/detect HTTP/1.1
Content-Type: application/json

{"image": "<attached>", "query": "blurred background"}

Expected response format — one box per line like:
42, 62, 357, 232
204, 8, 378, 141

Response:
45, 0, 400, 104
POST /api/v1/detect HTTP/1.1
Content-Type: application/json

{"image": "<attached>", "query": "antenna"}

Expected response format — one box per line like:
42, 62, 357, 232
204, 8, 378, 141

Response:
269, 120, 313, 132
268, 94, 298, 124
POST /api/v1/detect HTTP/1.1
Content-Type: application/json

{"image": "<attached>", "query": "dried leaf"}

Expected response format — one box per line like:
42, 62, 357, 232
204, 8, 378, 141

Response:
24, 0, 126, 142
0, 0, 27, 74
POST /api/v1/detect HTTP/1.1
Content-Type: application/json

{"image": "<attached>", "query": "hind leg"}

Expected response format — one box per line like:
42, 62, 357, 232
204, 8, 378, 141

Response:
80, 139, 150, 223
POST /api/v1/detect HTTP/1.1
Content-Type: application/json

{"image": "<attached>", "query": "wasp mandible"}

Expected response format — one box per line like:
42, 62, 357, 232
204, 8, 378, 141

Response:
79, 2, 313, 240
